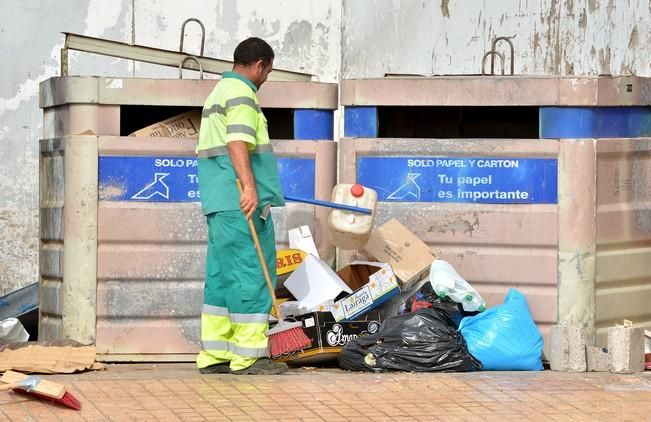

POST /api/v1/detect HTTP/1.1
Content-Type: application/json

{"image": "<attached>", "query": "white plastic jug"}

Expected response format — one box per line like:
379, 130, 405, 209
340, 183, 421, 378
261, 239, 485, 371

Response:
429, 259, 486, 312
327, 183, 377, 250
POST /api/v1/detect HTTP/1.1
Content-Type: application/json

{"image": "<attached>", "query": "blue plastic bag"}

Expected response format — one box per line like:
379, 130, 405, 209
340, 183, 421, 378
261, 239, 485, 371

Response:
459, 288, 543, 371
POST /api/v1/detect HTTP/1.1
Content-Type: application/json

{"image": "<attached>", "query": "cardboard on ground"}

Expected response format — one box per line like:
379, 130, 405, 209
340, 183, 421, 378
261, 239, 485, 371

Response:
272, 310, 382, 365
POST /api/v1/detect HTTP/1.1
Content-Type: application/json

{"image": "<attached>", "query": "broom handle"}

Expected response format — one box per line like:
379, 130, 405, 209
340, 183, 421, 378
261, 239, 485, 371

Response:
284, 195, 372, 215
236, 179, 284, 321
0, 383, 21, 392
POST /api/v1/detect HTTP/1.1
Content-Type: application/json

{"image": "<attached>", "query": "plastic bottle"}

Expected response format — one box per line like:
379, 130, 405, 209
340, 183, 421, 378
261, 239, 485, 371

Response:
327, 183, 377, 250
429, 259, 486, 312
462, 293, 486, 313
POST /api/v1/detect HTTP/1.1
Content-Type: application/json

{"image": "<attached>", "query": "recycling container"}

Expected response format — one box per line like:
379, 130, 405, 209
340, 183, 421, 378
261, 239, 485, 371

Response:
340, 75, 651, 352
39, 76, 338, 361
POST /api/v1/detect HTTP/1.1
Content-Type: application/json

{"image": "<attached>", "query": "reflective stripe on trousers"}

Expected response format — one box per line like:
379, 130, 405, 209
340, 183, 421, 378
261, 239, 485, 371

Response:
196, 207, 276, 371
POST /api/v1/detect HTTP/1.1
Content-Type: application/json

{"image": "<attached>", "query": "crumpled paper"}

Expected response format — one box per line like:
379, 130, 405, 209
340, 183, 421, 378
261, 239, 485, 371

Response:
0, 318, 29, 345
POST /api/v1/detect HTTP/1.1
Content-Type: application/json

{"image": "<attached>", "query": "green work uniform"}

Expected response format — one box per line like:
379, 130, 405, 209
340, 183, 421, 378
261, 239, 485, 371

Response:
196, 72, 285, 371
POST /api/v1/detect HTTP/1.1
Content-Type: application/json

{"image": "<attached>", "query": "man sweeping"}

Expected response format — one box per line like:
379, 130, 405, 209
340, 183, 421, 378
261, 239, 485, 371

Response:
196, 38, 288, 375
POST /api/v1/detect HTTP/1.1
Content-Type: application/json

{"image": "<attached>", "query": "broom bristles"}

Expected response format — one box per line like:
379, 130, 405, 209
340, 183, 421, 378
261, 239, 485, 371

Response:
269, 324, 312, 358
14, 389, 82, 410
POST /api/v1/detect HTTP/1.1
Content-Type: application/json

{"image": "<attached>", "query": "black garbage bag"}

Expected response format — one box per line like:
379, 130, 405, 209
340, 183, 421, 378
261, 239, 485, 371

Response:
338, 308, 482, 372
403, 281, 476, 328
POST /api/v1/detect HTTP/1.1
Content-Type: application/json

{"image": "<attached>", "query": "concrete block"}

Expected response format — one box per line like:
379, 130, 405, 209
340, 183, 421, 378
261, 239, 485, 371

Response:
586, 346, 609, 372
550, 324, 594, 372
608, 325, 645, 374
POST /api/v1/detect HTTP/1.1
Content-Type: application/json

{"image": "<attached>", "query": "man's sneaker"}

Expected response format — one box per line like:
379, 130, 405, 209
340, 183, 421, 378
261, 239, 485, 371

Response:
198, 362, 231, 374
231, 358, 288, 375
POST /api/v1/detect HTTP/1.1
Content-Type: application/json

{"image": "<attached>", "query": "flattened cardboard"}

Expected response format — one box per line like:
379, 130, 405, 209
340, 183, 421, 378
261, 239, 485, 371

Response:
0, 341, 104, 374
129, 110, 201, 138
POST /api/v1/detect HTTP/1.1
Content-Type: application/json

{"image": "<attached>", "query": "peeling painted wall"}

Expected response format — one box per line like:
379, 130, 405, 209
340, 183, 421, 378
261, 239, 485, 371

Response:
132, 1, 341, 81
0, 0, 341, 295
342, 0, 651, 77
0, 0, 133, 296
2, 0, 651, 296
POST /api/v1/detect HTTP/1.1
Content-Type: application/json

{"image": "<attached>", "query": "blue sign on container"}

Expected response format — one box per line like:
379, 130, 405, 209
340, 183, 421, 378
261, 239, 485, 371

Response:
99, 156, 315, 202
357, 157, 557, 204
277, 158, 315, 199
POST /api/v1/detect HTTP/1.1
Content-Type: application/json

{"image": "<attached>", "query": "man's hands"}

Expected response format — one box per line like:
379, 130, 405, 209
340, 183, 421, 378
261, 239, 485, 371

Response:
239, 184, 258, 220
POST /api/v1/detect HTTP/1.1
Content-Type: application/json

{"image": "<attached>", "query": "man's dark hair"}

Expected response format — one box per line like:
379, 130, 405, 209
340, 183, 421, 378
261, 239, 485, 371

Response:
233, 37, 274, 66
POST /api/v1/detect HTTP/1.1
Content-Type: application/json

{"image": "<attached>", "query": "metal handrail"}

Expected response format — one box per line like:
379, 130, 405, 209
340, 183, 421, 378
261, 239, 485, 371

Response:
491, 36, 515, 75
179, 18, 206, 56
482, 51, 505, 76
179, 56, 204, 79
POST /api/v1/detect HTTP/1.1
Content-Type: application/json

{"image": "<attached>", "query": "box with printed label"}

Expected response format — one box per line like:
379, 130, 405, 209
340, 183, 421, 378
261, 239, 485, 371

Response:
312, 299, 346, 321
272, 311, 381, 365
129, 110, 202, 138
275, 248, 306, 299
330, 261, 401, 321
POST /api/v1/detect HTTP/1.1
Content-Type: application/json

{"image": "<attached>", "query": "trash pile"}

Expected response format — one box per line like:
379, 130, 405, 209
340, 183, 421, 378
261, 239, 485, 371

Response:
0, 284, 102, 411
271, 183, 545, 372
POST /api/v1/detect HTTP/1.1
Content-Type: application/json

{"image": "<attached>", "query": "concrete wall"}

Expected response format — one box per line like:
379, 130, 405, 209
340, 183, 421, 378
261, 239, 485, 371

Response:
2, 0, 650, 295
342, 0, 651, 78
0, 0, 132, 296
0, 0, 342, 295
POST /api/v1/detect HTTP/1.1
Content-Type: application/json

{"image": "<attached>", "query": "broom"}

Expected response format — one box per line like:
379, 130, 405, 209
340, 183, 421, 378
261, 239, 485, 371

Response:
236, 180, 312, 357
0, 370, 81, 410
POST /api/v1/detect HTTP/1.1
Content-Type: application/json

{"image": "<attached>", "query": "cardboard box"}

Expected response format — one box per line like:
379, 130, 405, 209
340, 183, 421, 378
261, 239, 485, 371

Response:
288, 225, 320, 258
312, 299, 345, 321
273, 311, 382, 365
276, 249, 306, 277
275, 249, 306, 299
284, 256, 400, 322
329, 261, 401, 321
284, 255, 352, 309
363, 219, 436, 287
129, 110, 201, 138
277, 301, 311, 318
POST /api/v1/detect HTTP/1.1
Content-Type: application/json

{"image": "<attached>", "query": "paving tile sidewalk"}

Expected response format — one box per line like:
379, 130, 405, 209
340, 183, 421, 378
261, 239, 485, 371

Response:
1, 364, 650, 421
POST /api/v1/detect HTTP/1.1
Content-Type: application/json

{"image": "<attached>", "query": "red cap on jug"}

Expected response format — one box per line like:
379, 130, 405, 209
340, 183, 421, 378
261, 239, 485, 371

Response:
350, 184, 365, 197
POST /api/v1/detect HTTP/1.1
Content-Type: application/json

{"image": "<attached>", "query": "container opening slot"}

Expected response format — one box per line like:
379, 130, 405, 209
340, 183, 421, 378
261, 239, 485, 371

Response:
263, 108, 294, 140
376, 106, 539, 139
120, 105, 200, 137
119, 106, 295, 139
